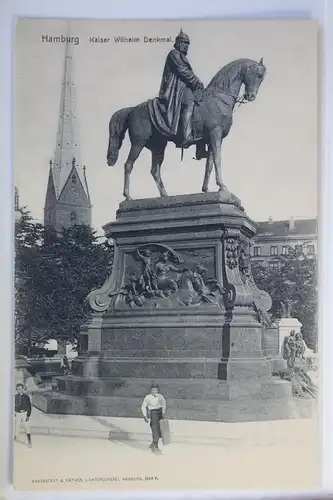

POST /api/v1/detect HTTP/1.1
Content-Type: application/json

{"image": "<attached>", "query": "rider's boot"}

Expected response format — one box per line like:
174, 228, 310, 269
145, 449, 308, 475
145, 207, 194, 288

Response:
176, 103, 195, 148
195, 141, 208, 159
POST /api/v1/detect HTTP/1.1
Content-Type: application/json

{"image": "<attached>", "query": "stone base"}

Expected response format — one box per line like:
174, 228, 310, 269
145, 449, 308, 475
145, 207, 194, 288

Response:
42, 193, 307, 423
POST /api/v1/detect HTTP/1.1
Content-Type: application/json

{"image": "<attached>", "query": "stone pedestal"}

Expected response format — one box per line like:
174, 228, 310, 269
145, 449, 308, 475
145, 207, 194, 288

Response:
261, 325, 280, 374
33, 192, 310, 422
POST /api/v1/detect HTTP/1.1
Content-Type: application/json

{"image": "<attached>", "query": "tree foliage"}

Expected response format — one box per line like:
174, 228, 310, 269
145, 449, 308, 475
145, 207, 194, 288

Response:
15, 209, 45, 354
15, 210, 113, 355
251, 248, 317, 351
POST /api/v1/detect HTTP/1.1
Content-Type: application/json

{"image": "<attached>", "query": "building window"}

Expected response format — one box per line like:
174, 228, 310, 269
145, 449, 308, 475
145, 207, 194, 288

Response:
253, 246, 261, 256
269, 262, 280, 271
70, 212, 77, 224
307, 244, 315, 255
282, 246, 288, 255
71, 174, 77, 184
270, 246, 278, 256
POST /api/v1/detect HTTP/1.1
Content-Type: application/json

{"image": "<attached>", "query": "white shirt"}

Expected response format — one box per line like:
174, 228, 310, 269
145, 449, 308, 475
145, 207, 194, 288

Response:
141, 393, 166, 417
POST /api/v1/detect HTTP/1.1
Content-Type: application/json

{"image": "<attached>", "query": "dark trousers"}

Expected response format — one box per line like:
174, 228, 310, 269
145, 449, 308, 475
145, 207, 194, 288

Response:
149, 408, 162, 445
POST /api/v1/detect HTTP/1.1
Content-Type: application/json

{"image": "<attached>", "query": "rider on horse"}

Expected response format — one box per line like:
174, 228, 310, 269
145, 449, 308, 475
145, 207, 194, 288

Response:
158, 29, 206, 154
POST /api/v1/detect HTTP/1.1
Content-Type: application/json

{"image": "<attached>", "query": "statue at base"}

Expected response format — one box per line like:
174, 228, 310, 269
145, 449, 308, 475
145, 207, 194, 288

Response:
281, 330, 317, 399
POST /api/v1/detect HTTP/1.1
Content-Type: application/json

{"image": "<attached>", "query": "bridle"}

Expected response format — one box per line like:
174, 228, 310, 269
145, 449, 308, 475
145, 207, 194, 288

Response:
205, 88, 249, 113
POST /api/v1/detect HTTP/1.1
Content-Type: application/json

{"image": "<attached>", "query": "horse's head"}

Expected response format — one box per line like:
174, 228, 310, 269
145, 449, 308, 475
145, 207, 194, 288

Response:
243, 58, 266, 102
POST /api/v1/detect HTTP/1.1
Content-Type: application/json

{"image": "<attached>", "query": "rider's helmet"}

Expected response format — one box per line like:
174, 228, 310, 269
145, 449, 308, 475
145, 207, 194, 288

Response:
175, 29, 190, 45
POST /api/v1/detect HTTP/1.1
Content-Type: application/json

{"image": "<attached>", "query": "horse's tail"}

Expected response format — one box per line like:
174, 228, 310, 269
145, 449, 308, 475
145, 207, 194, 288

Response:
107, 107, 134, 166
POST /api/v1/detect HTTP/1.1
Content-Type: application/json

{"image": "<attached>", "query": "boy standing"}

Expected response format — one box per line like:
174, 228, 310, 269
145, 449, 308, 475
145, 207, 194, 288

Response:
141, 383, 166, 453
14, 383, 32, 448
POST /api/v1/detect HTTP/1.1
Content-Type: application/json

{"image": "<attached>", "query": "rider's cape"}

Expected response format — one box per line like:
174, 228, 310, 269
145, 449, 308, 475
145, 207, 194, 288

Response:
148, 49, 202, 137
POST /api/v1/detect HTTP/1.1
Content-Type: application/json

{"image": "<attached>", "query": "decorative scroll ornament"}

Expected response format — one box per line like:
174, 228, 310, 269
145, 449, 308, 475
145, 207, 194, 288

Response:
225, 239, 239, 269
238, 240, 273, 327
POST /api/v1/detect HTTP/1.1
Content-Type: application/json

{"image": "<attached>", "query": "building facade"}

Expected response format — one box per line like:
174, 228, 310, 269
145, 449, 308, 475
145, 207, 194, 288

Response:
251, 216, 317, 269
44, 37, 91, 232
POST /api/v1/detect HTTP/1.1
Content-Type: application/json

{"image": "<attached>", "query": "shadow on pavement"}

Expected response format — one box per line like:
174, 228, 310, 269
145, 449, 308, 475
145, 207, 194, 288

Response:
29, 430, 110, 441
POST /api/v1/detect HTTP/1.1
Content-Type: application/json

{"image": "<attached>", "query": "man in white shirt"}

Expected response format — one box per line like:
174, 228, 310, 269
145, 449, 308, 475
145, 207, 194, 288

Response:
141, 383, 166, 452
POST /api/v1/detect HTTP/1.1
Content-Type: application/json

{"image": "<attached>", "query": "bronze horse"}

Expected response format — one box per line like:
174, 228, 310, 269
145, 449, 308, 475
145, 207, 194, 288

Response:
107, 58, 266, 200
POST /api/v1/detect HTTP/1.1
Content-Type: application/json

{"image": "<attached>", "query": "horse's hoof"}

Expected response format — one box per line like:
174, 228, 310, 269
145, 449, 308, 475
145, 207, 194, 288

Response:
202, 187, 208, 193
124, 194, 132, 201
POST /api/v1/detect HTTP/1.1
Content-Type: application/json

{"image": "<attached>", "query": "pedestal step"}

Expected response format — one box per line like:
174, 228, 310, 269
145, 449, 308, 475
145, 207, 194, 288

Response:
55, 375, 291, 401
32, 390, 315, 423
73, 356, 272, 380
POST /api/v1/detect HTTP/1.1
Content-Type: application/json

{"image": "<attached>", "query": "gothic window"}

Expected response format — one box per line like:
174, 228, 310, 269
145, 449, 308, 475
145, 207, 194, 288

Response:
253, 246, 261, 256
70, 212, 77, 224
71, 173, 77, 184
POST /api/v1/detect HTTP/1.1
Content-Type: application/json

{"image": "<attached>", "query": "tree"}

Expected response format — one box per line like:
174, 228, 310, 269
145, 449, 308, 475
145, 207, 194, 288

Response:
40, 224, 113, 345
15, 211, 114, 355
252, 248, 317, 351
15, 209, 45, 355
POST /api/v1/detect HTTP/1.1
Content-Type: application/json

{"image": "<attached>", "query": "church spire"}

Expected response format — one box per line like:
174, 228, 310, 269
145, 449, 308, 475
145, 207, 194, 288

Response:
44, 23, 91, 231
51, 24, 88, 199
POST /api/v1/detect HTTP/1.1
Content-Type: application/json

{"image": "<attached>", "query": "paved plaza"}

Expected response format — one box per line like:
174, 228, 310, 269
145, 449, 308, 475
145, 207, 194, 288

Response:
13, 409, 320, 492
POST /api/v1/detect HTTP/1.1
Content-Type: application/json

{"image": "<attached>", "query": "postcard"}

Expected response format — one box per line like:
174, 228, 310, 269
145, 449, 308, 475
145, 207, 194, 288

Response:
14, 18, 319, 492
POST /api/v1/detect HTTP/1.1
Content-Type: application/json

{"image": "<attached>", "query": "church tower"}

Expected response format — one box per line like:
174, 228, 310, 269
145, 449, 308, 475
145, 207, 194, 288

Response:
44, 33, 91, 231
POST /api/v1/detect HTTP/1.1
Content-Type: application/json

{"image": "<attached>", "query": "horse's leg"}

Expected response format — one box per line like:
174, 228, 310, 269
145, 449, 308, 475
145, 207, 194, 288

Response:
209, 129, 228, 192
123, 142, 144, 200
202, 149, 213, 193
151, 144, 168, 197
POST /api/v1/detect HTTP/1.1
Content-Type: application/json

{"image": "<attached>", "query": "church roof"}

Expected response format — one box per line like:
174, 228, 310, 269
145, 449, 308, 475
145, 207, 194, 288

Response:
51, 35, 89, 201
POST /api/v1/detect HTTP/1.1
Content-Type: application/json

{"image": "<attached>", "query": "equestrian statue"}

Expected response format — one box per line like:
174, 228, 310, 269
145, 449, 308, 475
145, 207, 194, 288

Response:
107, 29, 267, 200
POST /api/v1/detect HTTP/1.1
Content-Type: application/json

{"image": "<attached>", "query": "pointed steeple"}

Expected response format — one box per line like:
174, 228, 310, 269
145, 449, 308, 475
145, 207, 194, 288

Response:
51, 23, 89, 200
44, 23, 91, 231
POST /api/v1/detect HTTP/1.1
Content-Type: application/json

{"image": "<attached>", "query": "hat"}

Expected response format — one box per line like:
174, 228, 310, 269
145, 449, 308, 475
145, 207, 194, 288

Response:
175, 29, 190, 44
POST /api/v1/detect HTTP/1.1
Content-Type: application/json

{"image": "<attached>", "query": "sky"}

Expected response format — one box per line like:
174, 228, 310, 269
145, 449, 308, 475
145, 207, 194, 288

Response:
14, 19, 318, 234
